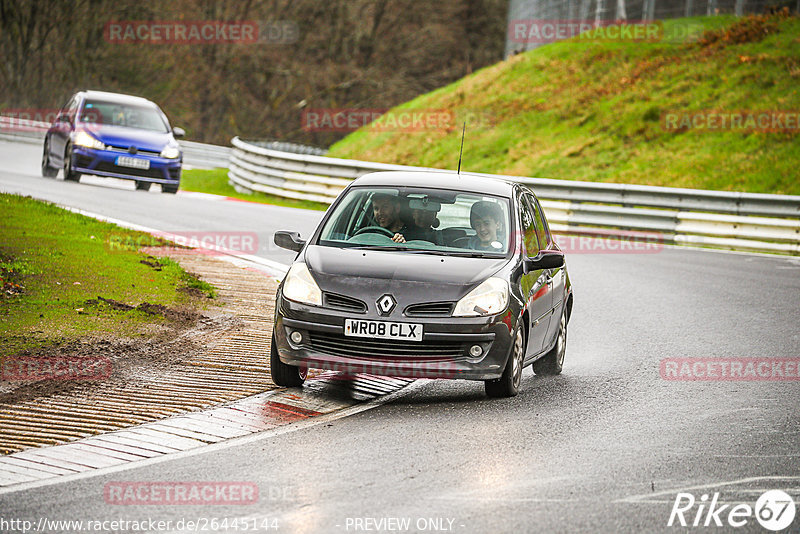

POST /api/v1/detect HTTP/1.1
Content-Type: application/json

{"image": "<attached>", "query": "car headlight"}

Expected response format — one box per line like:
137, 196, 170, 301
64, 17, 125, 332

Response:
453, 277, 509, 317
74, 131, 105, 150
282, 263, 322, 306
160, 146, 181, 159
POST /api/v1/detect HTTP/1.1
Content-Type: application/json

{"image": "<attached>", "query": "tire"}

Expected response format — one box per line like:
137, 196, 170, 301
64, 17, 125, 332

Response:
41, 140, 58, 178
63, 144, 81, 182
533, 310, 567, 376
485, 325, 525, 398
162, 183, 179, 194
269, 332, 307, 387
135, 181, 151, 191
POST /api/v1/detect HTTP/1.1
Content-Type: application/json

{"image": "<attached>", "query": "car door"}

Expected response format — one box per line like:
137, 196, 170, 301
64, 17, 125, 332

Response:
49, 95, 78, 166
531, 194, 566, 348
517, 191, 552, 357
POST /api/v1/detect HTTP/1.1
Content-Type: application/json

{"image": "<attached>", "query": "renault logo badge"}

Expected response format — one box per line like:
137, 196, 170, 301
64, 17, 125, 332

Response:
377, 294, 396, 315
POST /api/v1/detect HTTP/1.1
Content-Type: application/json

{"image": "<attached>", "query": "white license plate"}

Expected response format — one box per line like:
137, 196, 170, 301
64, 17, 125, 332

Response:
344, 319, 423, 342
115, 156, 150, 170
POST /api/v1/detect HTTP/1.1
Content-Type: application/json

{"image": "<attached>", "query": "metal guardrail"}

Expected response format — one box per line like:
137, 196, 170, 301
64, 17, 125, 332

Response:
246, 139, 327, 156
0, 116, 230, 170
229, 136, 800, 255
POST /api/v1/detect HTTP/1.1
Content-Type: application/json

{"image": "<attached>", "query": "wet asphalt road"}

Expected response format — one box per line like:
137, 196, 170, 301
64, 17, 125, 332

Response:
1, 140, 799, 533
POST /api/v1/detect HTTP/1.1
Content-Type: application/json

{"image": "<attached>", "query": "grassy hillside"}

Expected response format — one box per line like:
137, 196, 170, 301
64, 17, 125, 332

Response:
329, 14, 800, 195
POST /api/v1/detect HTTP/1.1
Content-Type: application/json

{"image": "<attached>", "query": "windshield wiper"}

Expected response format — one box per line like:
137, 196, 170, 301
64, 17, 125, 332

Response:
350, 245, 418, 252
440, 251, 503, 258
350, 245, 501, 258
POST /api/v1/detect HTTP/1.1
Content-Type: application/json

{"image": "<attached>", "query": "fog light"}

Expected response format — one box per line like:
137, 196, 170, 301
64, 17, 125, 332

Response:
469, 344, 483, 357
290, 331, 303, 344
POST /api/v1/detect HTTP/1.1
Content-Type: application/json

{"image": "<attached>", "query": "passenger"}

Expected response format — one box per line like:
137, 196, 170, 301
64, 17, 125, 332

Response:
371, 193, 408, 243
403, 206, 443, 245
467, 201, 504, 251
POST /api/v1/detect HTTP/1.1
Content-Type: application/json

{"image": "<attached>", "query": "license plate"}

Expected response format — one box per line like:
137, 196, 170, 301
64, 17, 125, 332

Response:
344, 319, 423, 342
115, 156, 150, 170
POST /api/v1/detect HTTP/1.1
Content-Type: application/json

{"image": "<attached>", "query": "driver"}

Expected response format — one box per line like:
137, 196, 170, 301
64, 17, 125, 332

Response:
371, 193, 408, 243
404, 205, 443, 245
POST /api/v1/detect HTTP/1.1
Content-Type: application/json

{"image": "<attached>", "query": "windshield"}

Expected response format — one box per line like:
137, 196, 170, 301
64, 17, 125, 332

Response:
79, 99, 169, 133
318, 186, 512, 257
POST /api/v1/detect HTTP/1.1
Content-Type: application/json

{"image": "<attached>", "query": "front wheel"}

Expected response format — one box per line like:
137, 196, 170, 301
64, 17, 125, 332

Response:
135, 181, 151, 191
41, 140, 58, 178
533, 310, 567, 376
485, 326, 525, 398
63, 144, 81, 182
161, 183, 179, 194
269, 332, 307, 387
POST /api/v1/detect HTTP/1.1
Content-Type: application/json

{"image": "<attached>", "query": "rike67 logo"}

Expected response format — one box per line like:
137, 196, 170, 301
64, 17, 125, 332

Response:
669, 490, 796, 531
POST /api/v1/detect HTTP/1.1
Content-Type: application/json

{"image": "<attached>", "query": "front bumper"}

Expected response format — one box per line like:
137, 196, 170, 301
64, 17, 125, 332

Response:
73, 147, 181, 184
274, 292, 517, 381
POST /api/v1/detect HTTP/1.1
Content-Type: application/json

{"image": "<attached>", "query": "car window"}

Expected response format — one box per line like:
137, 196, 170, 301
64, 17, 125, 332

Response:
531, 195, 551, 249
519, 193, 540, 256
317, 186, 512, 256
80, 100, 169, 132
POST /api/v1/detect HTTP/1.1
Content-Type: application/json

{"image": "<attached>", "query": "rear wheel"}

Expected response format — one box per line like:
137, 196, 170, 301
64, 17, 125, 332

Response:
533, 310, 567, 376
63, 144, 81, 182
162, 183, 179, 194
269, 332, 307, 387
135, 181, 151, 191
41, 140, 58, 178
485, 326, 525, 398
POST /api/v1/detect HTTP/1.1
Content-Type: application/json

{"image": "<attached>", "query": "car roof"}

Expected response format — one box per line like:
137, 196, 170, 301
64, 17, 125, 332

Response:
77, 90, 157, 107
352, 171, 518, 197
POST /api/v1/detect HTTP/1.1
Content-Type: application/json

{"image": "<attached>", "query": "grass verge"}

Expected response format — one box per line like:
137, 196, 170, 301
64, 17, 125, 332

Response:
181, 168, 329, 211
0, 193, 218, 356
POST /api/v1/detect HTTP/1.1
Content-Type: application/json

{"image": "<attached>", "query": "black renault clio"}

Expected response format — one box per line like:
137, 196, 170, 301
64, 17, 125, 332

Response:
272, 171, 573, 397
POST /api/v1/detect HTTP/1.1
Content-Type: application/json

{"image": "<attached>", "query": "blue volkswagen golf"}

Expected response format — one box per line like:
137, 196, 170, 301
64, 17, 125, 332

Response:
41, 90, 185, 193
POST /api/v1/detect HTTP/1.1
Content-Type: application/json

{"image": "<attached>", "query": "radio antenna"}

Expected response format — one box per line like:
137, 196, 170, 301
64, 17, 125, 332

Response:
457, 121, 466, 175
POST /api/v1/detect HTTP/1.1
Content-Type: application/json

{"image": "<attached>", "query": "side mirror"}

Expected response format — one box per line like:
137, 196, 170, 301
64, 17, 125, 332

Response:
274, 231, 306, 253
172, 127, 185, 138
523, 250, 564, 273
57, 114, 72, 124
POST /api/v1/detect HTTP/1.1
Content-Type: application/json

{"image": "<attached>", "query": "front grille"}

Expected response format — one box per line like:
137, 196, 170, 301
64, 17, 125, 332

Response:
91, 161, 168, 180
107, 145, 161, 156
405, 302, 453, 317
323, 293, 367, 313
308, 331, 467, 362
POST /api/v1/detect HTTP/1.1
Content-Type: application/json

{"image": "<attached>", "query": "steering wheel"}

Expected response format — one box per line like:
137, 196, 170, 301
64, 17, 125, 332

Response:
353, 226, 396, 238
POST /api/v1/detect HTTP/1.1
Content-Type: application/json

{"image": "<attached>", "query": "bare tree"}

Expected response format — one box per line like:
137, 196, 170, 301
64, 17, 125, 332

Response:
616, 0, 627, 20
